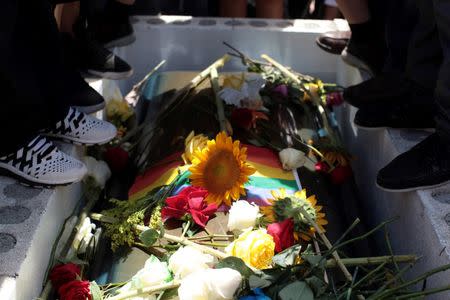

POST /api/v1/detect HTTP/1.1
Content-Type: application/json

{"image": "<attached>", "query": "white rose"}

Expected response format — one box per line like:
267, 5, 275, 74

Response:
178, 268, 242, 300
117, 256, 171, 297
73, 217, 95, 253
227, 200, 259, 232
82, 156, 112, 188
132, 256, 172, 289
278, 148, 307, 171
168, 246, 215, 279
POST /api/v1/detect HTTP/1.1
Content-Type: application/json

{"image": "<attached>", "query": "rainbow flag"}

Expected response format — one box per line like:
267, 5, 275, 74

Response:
128, 145, 301, 206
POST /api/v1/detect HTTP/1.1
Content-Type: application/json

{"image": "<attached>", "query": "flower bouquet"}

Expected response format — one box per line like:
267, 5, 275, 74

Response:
40, 50, 450, 300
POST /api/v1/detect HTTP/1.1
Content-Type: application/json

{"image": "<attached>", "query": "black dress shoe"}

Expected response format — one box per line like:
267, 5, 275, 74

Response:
316, 31, 350, 55
354, 102, 435, 131
377, 133, 450, 192
344, 74, 412, 108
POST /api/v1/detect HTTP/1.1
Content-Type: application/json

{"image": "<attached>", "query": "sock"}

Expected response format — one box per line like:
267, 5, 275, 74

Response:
349, 19, 377, 43
107, 1, 131, 19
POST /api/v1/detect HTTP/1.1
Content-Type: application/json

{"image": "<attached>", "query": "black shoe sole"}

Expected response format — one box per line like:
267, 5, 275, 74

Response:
315, 37, 345, 55
376, 179, 450, 193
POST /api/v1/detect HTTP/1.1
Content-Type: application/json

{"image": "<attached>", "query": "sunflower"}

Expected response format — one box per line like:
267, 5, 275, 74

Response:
189, 132, 256, 206
261, 188, 328, 241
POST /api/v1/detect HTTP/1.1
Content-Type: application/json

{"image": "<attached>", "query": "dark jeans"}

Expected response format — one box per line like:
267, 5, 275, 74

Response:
0, 0, 69, 156
384, 0, 418, 74
405, 0, 450, 140
433, 0, 450, 141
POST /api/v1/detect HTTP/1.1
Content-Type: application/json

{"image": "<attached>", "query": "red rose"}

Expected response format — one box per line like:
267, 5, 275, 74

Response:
104, 146, 129, 173
161, 186, 217, 228
267, 218, 296, 253
330, 165, 353, 184
49, 263, 81, 291
314, 161, 329, 173
231, 108, 254, 130
188, 193, 218, 228
231, 108, 270, 130
161, 194, 189, 220
58, 280, 92, 300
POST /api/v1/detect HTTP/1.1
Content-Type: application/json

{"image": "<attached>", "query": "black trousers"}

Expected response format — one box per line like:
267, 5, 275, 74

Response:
0, 0, 69, 156
405, 0, 450, 141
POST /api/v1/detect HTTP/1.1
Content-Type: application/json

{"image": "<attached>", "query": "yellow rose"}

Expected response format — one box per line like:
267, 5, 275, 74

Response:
181, 131, 209, 164
225, 229, 275, 269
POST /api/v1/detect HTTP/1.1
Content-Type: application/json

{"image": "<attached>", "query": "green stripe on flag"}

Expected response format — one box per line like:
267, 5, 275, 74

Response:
246, 176, 298, 190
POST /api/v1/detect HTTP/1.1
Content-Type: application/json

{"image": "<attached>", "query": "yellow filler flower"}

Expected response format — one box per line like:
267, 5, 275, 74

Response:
189, 132, 256, 206
261, 188, 328, 241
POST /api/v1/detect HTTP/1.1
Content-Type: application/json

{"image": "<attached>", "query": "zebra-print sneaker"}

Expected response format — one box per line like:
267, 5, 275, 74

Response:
0, 136, 87, 187
43, 108, 117, 145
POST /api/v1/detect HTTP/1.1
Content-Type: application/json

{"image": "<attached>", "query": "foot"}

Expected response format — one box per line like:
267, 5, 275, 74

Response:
377, 133, 450, 192
0, 136, 86, 187
315, 31, 350, 55
78, 38, 133, 80
343, 74, 415, 108
65, 71, 105, 114
354, 102, 435, 131
43, 108, 117, 145
341, 37, 386, 77
63, 24, 133, 80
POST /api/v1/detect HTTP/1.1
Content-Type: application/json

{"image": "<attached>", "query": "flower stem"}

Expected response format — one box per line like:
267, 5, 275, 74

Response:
325, 255, 417, 268
210, 67, 229, 133
107, 281, 180, 300
90, 213, 228, 259
295, 205, 365, 300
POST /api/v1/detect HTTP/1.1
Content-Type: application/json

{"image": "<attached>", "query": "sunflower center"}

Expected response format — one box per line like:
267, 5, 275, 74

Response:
202, 149, 240, 194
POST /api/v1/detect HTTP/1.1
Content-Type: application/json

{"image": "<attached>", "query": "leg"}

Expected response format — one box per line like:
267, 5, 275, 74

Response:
432, 0, 450, 141
375, 0, 450, 192
219, 0, 247, 17
255, 0, 284, 19
405, 0, 442, 92
55, 2, 80, 35
335, 0, 386, 76
335, 0, 369, 23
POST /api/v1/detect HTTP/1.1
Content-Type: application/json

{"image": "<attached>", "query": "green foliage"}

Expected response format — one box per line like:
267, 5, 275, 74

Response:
273, 244, 302, 268
216, 257, 255, 278
279, 281, 314, 300
139, 229, 159, 247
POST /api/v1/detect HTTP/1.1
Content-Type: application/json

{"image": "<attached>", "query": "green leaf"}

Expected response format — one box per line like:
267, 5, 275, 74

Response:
301, 254, 326, 270
305, 276, 328, 296
273, 244, 302, 267
139, 228, 159, 246
215, 257, 255, 278
90, 281, 103, 300
278, 281, 314, 300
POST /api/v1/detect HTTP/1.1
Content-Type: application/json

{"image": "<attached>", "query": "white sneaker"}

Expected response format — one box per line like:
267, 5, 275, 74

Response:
0, 136, 87, 187
44, 108, 117, 145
